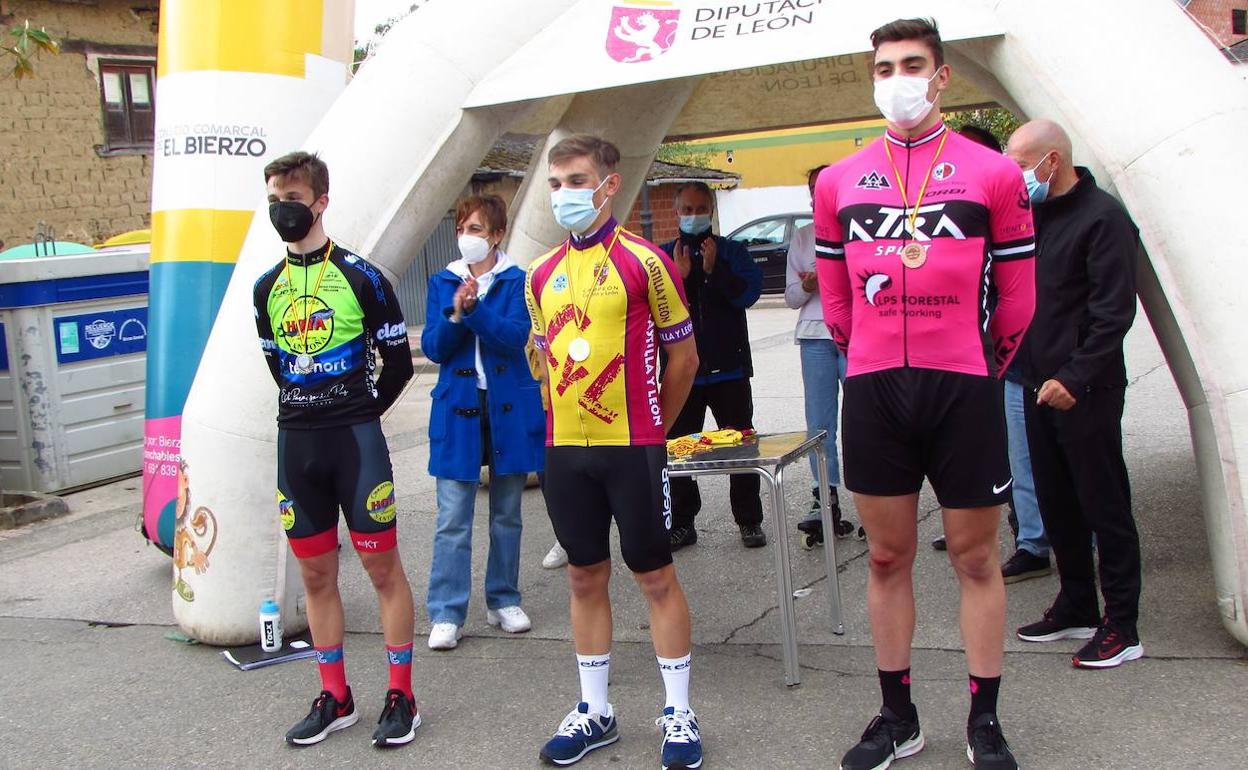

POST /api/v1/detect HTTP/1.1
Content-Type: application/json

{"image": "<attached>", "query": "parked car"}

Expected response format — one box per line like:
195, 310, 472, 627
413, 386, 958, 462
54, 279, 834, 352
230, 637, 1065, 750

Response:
726, 212, 812, 294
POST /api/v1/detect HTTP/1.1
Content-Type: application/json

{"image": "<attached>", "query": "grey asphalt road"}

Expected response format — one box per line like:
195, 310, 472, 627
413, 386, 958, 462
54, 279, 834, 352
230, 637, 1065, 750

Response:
1, 304, 1244, 769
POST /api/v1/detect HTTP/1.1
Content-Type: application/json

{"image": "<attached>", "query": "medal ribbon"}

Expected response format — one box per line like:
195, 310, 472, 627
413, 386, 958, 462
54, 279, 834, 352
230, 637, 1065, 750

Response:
883, 130, 949, 243
283, 240, 334, 355
566, 227, 622, 335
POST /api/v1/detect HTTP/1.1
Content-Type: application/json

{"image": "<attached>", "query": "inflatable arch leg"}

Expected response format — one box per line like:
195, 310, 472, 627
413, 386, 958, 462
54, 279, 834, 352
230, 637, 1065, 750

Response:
951, 0, 1248, 645
506, 80, 699, 263
173, 0, 1248, 649
173, 0, 576, 644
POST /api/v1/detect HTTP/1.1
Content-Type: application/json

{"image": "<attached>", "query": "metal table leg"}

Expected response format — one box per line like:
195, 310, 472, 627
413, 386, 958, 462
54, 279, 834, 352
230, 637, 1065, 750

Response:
814, 442, 846, 635
758, 465, 801, 686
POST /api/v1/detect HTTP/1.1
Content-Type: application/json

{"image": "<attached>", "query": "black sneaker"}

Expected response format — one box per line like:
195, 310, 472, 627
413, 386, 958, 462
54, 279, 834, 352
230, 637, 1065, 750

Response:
839, 706, 924, 770
739, 523, 767, 548
931, 535, 947, 551
670, 523, 698, 551
1001, 548, 1052, 584
966, 713, 1017, 769
285, 689, 358, 746
1016, 607, 1098, 643
372, 689, 421, 747
1072, 619, 1143, 669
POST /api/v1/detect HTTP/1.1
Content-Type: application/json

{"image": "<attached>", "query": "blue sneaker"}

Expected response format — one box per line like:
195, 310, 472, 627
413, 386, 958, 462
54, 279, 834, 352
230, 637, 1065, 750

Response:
540, 702, 619, 766
657, 706, 703, 769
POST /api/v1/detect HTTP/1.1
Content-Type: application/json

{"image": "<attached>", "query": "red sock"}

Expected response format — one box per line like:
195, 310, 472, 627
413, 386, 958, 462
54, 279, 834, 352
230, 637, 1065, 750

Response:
314, 645, 349, 702
386, 643, 414, 698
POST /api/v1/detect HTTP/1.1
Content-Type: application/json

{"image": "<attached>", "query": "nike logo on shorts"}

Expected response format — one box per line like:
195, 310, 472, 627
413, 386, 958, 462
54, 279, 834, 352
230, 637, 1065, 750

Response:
992, 479, 1013, 495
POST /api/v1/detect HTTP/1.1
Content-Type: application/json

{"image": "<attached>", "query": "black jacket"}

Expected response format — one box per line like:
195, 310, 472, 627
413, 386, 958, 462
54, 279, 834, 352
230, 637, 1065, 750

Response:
1017, 167, 1138, 393
659, 231, 763, 381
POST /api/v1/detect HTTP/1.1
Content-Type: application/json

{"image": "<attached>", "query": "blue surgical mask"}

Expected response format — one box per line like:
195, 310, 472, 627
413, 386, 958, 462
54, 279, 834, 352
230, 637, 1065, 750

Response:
678, 214, 712, 235
551, 175, 611, 234
1022, 156, 1054, 204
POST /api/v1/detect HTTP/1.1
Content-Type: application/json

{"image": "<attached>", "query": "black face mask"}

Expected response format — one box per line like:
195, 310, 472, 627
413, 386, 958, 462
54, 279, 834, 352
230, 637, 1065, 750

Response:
269, 200, 317, 243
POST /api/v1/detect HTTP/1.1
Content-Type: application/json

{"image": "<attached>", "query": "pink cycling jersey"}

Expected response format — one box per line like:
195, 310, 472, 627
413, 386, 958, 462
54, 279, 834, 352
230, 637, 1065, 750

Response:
815, 122, 1036, 378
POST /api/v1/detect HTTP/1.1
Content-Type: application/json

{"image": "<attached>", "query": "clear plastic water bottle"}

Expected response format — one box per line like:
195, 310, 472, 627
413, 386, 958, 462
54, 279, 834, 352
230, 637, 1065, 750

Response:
259, 599, 282, 652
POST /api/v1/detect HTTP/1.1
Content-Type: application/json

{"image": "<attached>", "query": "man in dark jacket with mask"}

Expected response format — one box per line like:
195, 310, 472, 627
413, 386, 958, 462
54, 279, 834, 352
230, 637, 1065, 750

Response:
1006, 119, 1144, 670
660, 182, 764, 549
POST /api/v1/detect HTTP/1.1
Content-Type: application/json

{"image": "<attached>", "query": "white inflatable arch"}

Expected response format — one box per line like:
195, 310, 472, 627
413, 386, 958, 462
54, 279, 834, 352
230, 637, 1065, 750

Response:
174, 0, 1248, 646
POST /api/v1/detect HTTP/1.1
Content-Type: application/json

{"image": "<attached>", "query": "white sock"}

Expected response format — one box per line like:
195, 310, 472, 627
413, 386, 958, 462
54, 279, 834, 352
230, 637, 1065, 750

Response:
576, 653, 610, 716
657, 653, 691, 712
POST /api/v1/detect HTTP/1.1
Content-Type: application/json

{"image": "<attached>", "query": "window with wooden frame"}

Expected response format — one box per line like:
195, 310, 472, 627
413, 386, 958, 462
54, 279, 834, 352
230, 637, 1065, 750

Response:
98, 60, 156, 153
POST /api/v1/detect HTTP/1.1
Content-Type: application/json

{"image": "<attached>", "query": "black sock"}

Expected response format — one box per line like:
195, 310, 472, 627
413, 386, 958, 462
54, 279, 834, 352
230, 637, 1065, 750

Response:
968, 674, 1001, 721
878, 668, 912, 716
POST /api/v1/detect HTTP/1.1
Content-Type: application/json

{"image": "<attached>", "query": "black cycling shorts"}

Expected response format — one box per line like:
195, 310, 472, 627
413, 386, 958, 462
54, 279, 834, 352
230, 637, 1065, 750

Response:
543, 445, 673, 573
277, 419, 398, 558
842, 368, 1011, 509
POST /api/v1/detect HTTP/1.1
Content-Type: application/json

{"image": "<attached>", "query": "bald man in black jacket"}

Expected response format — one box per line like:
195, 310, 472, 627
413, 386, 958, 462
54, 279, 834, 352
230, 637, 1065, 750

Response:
1006, 119, 1143, 670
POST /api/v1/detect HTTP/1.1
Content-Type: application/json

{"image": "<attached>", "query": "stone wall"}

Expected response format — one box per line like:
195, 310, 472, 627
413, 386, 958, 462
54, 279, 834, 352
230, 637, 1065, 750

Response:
0, 0, 158, 250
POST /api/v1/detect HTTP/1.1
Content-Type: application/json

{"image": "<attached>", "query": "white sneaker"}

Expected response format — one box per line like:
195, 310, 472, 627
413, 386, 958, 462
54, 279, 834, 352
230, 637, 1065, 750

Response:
486, 605, 532, 634
542, 542, 568, 569
427, 622, 462, 650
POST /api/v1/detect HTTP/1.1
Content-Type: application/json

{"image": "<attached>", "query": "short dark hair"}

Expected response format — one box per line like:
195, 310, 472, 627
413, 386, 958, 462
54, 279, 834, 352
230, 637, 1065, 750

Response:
548, 134, 621, 176
454, 194, 508, 234
264, 151, 329, 199
870, 17, 943, 68
807, 164, 830, 186
674, 181, 714, 206
956, 125, 1001, 153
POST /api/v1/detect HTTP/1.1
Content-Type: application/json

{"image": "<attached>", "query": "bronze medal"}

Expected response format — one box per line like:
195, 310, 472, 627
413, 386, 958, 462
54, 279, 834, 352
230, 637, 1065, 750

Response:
901, 242, 927, 269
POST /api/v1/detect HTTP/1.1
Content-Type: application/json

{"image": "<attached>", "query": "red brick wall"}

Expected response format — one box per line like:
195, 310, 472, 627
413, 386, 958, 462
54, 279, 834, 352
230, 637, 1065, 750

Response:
623, 184, 681, 246
1184, 0, 1248, 46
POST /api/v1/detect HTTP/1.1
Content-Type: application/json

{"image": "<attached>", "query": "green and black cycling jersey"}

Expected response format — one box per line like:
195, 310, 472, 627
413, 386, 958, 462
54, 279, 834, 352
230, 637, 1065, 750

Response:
253, 240, 414, 428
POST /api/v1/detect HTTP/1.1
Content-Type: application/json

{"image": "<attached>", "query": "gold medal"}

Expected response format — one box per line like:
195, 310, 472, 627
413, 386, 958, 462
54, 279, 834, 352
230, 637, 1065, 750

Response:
568, 337, 591, 362
901, 243, 927, 269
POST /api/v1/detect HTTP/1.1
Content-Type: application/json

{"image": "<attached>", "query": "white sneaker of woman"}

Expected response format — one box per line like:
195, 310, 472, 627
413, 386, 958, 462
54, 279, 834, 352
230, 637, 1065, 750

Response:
542, 542, 568, 569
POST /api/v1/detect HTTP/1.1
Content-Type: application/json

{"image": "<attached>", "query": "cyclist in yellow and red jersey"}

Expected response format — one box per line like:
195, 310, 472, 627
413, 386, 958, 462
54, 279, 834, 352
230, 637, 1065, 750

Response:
525, 135, 703, 770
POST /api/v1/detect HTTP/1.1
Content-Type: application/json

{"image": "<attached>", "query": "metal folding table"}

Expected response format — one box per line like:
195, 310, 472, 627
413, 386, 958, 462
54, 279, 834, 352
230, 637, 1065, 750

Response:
667, 430, 845, 686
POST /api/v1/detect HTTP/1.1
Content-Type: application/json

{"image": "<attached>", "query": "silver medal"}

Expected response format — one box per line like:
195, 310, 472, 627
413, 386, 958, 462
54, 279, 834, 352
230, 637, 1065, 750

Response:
567, 337, 591, 363
295, 353, 313, 372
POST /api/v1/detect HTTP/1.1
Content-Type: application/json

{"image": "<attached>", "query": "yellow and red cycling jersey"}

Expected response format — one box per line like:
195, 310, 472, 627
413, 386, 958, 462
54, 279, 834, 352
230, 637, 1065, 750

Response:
526, 218, 693, 447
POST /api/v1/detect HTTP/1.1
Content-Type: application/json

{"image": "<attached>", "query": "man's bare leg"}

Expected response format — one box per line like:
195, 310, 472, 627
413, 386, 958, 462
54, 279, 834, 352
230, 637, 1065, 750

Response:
856, 492, 921, 670
941, 506, 1006, 677
569, 560, 613, 654
300, 551, 344, 648
358, 548, 415, 648
634, 563, 691, 658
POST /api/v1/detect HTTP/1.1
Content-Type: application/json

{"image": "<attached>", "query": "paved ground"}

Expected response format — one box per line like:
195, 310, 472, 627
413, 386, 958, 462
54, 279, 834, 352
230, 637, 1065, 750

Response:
2, 300, 1245, 769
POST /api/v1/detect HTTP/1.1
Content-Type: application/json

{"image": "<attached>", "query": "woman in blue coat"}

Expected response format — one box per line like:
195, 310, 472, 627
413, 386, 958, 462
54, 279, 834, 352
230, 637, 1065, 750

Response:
421, 195, 545, 650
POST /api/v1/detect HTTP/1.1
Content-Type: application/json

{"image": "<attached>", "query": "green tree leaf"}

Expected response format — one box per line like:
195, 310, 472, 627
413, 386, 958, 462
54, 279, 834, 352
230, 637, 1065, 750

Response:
5, 20, 61, 81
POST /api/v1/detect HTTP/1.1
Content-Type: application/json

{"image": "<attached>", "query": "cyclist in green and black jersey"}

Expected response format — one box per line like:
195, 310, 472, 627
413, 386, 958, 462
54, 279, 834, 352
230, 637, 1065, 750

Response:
252, 152, 418, 749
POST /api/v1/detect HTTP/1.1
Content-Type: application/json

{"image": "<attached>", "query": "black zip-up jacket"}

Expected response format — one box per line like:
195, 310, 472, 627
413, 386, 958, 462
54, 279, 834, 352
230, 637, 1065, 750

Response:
659, 231, 763, 382
1017, 167, 1138, 393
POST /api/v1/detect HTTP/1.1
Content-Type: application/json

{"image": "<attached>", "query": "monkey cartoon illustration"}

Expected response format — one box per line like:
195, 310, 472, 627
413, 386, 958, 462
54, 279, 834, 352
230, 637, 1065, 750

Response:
172, 459, 219, 603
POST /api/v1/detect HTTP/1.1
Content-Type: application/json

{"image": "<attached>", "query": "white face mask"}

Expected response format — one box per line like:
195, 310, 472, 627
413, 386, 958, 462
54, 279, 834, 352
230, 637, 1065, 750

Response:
873, 70, 940, 130
457, 234, 492, 264
551, 175, 611, 234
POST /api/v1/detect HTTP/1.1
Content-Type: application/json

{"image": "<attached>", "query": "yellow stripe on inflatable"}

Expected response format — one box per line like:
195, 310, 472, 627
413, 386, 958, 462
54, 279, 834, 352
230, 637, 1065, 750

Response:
151, 209, 254, 265
157, 0, 324, 78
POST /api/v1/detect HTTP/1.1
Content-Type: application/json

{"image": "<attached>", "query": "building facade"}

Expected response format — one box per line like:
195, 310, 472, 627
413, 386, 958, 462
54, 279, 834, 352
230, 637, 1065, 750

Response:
0, 0, 158, 251
1180, 0, 1248, 59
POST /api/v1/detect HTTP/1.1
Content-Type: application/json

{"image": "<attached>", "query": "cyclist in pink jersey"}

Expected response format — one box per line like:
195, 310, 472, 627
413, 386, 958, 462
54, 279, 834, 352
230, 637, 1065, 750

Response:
816, 19, 1034, 770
